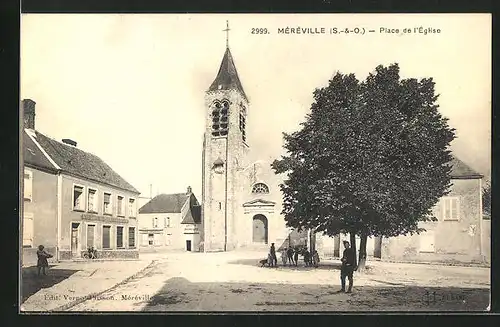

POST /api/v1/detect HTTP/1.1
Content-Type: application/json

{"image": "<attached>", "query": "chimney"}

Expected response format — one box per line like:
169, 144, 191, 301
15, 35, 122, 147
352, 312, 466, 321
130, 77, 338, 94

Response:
22, 99, 36, 130
62, 138, 77, 147
187, 186, 192, 194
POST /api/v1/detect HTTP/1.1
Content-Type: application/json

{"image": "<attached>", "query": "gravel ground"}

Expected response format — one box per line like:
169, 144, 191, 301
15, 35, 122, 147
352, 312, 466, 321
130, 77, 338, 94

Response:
67, 251, 490, 312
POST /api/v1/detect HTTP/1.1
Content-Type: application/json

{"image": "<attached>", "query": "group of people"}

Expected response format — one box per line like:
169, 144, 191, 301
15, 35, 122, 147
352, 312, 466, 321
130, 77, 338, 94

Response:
265, 240, 356, 293
266, 243, 321, 268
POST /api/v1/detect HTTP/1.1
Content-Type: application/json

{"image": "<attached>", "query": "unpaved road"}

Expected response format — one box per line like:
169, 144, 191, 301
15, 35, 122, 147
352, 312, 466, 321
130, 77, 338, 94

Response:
68, 252, 490, 312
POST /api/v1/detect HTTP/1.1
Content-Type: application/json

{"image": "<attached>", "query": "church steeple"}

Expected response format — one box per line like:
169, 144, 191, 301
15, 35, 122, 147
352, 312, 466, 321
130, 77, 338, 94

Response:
207, 23, 248, 101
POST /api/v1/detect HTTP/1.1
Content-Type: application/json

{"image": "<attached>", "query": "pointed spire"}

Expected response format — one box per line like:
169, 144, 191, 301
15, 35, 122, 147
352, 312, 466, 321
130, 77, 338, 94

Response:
207, 23, 248, 101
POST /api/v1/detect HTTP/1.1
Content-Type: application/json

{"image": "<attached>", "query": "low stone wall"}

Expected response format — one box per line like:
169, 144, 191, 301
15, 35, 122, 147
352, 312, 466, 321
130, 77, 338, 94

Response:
22, 246, 57, 267
59, 249, 139, 260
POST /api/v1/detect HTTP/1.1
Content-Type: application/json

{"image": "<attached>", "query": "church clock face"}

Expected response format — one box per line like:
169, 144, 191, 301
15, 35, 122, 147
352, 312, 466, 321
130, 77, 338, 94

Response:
212, 158, 225, 174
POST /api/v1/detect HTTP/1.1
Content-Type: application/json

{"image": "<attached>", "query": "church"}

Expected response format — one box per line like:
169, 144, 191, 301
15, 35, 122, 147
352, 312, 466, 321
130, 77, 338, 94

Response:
201, 33, 294, 252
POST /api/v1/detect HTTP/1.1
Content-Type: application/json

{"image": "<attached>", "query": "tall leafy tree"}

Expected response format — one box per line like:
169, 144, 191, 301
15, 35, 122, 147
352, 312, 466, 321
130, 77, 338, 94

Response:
272, 64, 456, 270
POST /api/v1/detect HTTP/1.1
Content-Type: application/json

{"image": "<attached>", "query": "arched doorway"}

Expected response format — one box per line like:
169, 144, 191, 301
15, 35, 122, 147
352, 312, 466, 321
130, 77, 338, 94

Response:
252, 214, 268, 244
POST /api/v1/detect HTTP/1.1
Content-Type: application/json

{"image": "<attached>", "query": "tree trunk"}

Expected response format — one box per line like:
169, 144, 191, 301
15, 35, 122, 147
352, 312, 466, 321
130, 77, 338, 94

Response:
309, 229, 316, 254
349, 232, 357, 270
357, 233, 368, 273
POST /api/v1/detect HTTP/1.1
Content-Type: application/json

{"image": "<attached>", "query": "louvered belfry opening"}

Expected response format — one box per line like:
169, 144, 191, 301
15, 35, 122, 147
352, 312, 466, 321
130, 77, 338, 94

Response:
239, 103, 246, 142
211, 100, 230, 137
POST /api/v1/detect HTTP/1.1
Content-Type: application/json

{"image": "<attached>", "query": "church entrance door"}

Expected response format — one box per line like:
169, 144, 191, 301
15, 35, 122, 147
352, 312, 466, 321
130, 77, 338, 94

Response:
252, 214, 268, 244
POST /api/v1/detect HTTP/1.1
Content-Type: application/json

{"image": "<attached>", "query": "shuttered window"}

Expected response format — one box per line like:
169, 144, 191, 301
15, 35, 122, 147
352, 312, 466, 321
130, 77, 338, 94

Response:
87, 224, 95, 248
103, 226, 111, 249
87, 189, 97, 213
24, 170, 33, 201
443, 197, 459, 221
73, 185, 85, 211
117, 196, 124, 216
116, 226, 124, 248
23, 212, 34, 248
103, 193, 112, 215
128, 227, 136, 248
128, 198, 136, 217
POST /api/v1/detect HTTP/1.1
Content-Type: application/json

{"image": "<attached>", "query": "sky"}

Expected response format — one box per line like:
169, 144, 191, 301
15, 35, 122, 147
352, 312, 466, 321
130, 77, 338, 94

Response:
20, 14, 492, 199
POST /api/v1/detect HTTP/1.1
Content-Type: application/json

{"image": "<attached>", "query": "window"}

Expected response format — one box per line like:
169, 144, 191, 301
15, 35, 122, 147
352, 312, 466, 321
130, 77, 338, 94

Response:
148, 233, 154, 245
73, 185, 85, 211
22, 212, 34, 248
419, 230, 435, 253
87, 224, 95, 248
128, 227, 136, 248
252, 183, 269, 194
117, 196, 124, 216
442, 197, 459, 221
87, 189, 97, 213
211, 100, 230, 137
153, 217, 158, 228
239, 105, 246, 142
128, 198, 136, 217
24, 169, 33, 201
102, 226, 111, 249
116, 226, 124, 248
103, 193, 112, 215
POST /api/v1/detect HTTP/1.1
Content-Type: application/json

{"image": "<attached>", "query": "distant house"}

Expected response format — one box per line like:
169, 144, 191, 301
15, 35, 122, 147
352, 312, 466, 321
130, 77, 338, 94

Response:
317, 156, 490, 265
137, 187, 202, 252
381, 156, 489, 264
21, 99, 141, 265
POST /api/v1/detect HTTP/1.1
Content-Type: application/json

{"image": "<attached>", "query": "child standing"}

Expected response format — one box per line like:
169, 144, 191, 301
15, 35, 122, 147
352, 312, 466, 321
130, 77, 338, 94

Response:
281, 247, 288, 266
313, 250, 320, 268
36, 245, 53, 276
293, 247, 299, 266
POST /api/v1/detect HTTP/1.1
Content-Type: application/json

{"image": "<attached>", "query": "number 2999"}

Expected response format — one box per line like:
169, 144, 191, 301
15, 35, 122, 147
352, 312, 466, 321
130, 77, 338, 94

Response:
251, 28, 269, 34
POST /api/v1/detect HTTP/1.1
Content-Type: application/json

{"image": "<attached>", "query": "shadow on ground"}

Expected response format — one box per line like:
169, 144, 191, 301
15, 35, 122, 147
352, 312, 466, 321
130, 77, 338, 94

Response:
140, 277, 489, 312
227, 258, 376, 272
21, 265, 80, 303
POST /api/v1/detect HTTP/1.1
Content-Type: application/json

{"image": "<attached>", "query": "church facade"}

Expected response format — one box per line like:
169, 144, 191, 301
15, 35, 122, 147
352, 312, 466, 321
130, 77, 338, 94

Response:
201, 45, 293, 252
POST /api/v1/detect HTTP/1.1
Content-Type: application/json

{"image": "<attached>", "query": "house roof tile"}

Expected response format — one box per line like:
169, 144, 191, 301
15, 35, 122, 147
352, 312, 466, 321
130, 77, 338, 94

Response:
139, 193, 189, 214
23, 130, 57, 172
31, 131, 139, 193
450, 156, 483, 179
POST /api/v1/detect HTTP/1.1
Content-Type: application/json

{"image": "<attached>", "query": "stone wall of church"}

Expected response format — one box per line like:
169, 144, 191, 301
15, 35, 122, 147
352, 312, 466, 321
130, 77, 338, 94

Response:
202, 89, 249, 252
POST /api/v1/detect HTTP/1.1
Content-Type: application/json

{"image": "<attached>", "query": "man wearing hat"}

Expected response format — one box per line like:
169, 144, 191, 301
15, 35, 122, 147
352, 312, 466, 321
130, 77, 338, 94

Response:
340, 240, 356, 293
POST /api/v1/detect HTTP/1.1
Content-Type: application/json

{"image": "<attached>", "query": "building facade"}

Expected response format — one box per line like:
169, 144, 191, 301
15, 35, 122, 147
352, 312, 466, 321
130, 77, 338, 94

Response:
137, 188, 202, 251
21, 99, 140, 264
380, 159, 489, 264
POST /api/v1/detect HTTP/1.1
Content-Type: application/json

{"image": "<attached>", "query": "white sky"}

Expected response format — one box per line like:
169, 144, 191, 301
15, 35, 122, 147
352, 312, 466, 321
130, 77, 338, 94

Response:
20, 14, 491, 199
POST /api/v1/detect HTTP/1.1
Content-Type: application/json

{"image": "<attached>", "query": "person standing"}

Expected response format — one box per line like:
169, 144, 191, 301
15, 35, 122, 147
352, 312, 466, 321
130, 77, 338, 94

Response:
312, 250, 320, 268
270, 243, 278, 267
281, 247, 288, 266
36, 245, 53, 277
293, 247, 299, 267
340, 240, 355, 293
287, 247, 294, 265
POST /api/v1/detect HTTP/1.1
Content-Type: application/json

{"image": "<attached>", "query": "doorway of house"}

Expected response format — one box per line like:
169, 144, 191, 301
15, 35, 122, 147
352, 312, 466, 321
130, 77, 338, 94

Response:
71, 222, 80, 258
186, 240, 192, 251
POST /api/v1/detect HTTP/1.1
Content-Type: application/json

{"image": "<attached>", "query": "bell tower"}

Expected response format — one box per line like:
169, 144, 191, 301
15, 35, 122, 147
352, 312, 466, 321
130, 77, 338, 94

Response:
201, 21, 249, 252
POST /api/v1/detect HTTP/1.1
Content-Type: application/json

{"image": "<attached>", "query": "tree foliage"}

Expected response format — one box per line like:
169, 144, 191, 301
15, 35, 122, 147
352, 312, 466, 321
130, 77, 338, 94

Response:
272, 64, 456, 240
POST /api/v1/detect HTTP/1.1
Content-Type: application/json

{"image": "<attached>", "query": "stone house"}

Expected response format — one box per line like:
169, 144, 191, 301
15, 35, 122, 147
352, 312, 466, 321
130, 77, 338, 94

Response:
380, 156, 489, 264
21, 99, 140, 265
137, 187, 202, 251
